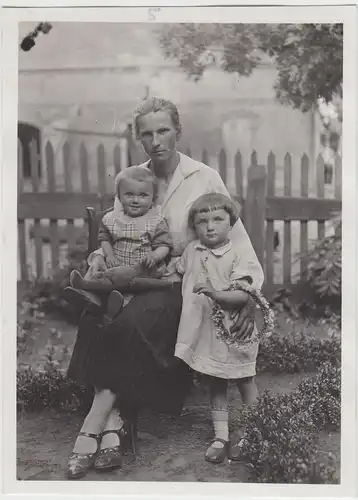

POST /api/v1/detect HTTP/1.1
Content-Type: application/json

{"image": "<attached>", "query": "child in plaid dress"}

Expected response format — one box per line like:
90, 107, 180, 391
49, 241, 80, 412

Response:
67, 166, 173, 315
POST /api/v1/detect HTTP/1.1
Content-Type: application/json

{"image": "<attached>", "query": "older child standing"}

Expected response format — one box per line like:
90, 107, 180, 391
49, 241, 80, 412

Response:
175, 193, 260, 464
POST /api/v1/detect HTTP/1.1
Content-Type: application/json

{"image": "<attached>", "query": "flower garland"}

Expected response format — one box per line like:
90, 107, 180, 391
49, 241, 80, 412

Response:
211, 281, 275, 350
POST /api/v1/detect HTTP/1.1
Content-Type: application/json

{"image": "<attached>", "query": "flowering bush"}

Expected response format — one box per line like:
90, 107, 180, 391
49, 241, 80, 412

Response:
237, 363, 340, 483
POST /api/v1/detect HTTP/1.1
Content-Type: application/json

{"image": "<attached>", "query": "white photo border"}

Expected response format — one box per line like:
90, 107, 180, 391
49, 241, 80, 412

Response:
1, 3, 357, 500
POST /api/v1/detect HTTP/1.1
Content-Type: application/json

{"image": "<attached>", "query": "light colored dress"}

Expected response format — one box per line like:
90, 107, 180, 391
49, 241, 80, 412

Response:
106, 152, 264, 289
174, 239, 259, 379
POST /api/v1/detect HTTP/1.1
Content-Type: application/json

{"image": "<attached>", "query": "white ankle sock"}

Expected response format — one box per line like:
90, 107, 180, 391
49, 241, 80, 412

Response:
211, 409, 229, 446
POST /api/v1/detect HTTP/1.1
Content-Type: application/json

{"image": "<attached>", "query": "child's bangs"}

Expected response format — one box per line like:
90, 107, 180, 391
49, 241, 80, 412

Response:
189, 193, 240, 228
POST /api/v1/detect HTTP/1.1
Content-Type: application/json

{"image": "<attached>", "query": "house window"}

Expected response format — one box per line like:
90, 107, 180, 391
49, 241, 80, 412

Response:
324, 163, 333, 185
18, 122, 42, 178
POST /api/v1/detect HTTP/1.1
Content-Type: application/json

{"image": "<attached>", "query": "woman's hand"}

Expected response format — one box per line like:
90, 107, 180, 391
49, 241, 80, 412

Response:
229, 295, 256, 340
193, 279, 217, 300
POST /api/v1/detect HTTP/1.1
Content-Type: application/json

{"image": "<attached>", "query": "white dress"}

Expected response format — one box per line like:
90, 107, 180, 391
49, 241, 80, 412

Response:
175, 239, 259, 379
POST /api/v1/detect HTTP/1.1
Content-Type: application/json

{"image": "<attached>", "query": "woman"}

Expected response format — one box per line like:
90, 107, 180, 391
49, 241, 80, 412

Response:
66, 97, 264, 479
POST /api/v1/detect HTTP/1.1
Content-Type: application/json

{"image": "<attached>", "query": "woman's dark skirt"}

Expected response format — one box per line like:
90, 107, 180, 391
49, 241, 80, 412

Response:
67, 283, 192, 415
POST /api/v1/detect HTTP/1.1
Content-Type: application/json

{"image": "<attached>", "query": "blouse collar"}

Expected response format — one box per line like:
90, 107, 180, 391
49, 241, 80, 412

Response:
194, 239, 232, 256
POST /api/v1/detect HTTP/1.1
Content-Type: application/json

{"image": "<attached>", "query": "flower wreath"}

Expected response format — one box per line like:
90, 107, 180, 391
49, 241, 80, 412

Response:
211, 281, 275, 349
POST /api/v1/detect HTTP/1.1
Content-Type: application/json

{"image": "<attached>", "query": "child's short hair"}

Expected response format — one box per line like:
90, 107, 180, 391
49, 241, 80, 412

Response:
188, 193, 241, 229
114, 166, 158, 200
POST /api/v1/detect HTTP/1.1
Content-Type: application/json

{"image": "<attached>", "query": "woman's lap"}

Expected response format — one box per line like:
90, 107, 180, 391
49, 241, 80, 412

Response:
67, 284, 192, 414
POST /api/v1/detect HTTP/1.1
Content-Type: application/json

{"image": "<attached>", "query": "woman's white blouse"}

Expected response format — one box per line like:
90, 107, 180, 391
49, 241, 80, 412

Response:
100, 152, 264, 289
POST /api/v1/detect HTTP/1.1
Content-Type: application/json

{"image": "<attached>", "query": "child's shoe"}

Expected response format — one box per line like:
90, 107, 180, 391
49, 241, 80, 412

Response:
204, 438, 229, 464
70, 269, 85, 288
228, 437, 248, 463
103, 290, 124, 323
63, 287, 102, 315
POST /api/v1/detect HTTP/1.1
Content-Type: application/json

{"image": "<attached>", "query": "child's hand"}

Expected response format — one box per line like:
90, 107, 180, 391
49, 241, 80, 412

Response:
106, 256, 120, 268
141, 253, 156, 269
193, 279, 217, 300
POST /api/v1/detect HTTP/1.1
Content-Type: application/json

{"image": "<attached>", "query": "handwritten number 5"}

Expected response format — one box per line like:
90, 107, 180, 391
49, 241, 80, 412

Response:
148, 7, 161, 21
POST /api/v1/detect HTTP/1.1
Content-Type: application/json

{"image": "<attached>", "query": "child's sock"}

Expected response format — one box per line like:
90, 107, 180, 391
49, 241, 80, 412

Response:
211, 408, 229, 446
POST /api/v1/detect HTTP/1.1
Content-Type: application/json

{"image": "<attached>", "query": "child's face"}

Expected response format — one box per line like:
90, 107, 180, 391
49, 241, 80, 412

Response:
119, 178, 154, 217
193, 208, 231, 249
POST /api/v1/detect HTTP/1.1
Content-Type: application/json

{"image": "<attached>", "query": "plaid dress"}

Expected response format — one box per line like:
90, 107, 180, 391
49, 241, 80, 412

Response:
97, 206, 172, 268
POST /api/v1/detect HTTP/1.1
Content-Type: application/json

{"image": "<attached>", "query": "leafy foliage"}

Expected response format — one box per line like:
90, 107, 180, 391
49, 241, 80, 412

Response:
21, 240, 88, 322
239, 362, 340, 483
158, 23, 343, 111
257, 328, 341, 374
17, 367, 87, 413
272, 213, 341, 319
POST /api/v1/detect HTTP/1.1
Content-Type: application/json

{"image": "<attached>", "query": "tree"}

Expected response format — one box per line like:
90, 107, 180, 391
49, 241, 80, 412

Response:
157, 23, 343, 112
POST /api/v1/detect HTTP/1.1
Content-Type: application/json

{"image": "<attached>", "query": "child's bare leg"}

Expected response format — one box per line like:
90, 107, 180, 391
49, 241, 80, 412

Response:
236, 376, 259, 406
229, 376, 259, 461
205, 376, 229, 463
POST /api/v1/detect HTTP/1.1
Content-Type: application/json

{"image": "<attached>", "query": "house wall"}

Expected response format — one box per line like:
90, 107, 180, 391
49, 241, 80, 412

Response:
19, 22, 319, 195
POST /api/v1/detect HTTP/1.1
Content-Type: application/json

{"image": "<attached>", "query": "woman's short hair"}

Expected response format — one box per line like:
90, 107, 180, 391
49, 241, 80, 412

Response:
188, 193, 241, 229
114, 166, 158, 200
133, 97, 181, 138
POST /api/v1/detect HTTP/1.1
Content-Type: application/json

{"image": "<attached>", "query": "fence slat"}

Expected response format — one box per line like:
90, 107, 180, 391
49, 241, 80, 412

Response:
97, 144, 106, 195
45, 141, 59, 271
33, 221, 43, 278
219, 149, 227, 185
283, 153, 292, 285
246, 164, 266, 266
29, 139, 40, 192
334, 154, 342, 200
201, 149, 209, 166
114, 143, 121, 174
18, 221, 28, 281
46, 141, 56, 192
251, 150, 258, 166
265, 152, 276, 286
80, 142, 90, 193
30, 138, 42, 276
300, 154, 309, 276
18, 139, 24, 193
234, 150, 243, 201
49, 222, 60, 271
62, 141, 76, 252
316, 154, 325, 240
63, 141, 72, 192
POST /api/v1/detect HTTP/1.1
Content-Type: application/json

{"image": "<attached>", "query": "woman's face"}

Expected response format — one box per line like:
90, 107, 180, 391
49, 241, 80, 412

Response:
137, 110, 180, 163
193, 208, 231, 249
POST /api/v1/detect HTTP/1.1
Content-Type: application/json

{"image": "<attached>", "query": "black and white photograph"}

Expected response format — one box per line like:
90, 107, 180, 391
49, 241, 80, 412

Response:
1, 3, 357, 497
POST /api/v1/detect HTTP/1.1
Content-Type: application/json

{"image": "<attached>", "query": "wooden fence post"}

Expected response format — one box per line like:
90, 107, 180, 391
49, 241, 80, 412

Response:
245, 163, 267, 267
219, 149, 227, 185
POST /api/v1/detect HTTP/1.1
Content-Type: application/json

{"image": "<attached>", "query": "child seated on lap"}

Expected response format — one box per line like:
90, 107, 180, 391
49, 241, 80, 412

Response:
64, 165, 172, 320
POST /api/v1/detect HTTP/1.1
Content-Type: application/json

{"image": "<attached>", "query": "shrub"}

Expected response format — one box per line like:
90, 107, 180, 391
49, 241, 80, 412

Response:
17, 367, 86, 413
21, 240, 88, 322
257, 329, 341, 374
238, 363, 340, 483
